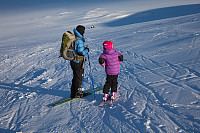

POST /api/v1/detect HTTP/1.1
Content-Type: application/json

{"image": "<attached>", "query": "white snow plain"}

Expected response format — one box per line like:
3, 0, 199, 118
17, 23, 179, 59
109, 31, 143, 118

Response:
0, 0, 200, 132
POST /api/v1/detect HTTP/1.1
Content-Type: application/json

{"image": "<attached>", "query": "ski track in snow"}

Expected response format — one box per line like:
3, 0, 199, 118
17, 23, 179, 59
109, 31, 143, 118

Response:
0, 1, 200, 133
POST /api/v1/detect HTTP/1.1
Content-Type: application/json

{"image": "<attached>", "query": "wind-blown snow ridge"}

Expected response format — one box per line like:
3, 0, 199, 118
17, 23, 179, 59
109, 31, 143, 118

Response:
104, 4, 200, 27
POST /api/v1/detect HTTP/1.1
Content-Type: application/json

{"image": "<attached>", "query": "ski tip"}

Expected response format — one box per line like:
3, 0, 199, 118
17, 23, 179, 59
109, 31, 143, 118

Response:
98, 102, 105, 107
47, 105, 53, 108
109, 99, 115, 106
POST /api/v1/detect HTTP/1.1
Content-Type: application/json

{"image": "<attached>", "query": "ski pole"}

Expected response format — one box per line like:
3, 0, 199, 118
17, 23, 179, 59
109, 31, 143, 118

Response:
82, 75, 85, 91
88, 54, 96, 100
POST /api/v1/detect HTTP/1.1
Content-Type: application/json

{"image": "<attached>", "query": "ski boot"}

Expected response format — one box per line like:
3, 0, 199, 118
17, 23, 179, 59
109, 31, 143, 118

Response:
103, 93, 109, 103
75, 88, 83, 98
111, 92, 116, 101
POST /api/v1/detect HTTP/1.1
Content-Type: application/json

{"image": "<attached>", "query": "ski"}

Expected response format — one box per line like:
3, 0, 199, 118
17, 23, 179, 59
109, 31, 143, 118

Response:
98, 96, 110, 107
99, 90, 120, 107
98, 99, 114, 107
98, 96, 111, 107
48, 86, 103, 108
98, 101, 106, 107
109, 99, 114, 106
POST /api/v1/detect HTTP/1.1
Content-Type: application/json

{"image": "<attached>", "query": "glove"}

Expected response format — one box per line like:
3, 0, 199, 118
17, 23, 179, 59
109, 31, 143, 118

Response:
85, 47, 89, 52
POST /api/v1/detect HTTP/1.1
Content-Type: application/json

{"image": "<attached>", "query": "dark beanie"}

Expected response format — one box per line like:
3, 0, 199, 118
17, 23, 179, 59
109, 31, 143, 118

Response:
76, 25, 85, 36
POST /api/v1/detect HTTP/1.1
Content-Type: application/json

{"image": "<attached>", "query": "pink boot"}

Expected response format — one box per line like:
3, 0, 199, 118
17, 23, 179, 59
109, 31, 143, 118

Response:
111, 92, 116, 100
103, 94, 109, 102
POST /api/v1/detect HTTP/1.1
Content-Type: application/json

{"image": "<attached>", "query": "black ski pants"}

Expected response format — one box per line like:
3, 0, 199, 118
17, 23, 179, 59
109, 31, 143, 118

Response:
70, 60, 84, 97
103, 75, 118, 94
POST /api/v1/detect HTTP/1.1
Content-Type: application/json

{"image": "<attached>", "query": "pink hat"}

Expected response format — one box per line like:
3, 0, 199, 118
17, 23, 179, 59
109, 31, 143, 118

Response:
103, 41, 114, 49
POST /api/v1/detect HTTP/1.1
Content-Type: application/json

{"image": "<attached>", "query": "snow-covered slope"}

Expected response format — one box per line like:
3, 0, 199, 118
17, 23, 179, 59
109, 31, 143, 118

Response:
0, 0, 200, 132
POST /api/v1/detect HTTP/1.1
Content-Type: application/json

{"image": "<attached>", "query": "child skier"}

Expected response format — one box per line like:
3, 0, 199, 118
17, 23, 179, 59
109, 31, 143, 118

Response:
99, 41, 123, 102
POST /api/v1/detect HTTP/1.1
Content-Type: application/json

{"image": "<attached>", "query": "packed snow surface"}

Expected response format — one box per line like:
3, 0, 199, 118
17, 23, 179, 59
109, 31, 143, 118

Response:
0, 0, 200, 132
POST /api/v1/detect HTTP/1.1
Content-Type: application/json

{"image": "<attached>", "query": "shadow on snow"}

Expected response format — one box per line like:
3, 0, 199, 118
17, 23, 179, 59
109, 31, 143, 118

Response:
104, 4, 200, 27
0, 82, 69, 98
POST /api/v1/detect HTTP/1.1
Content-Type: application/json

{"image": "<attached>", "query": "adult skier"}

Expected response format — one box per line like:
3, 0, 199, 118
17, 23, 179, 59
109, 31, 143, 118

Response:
70, 25, 89, 98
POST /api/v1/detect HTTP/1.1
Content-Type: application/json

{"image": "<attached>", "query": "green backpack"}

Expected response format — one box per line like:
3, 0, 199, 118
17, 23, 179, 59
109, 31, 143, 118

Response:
60, 31, 84, 61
